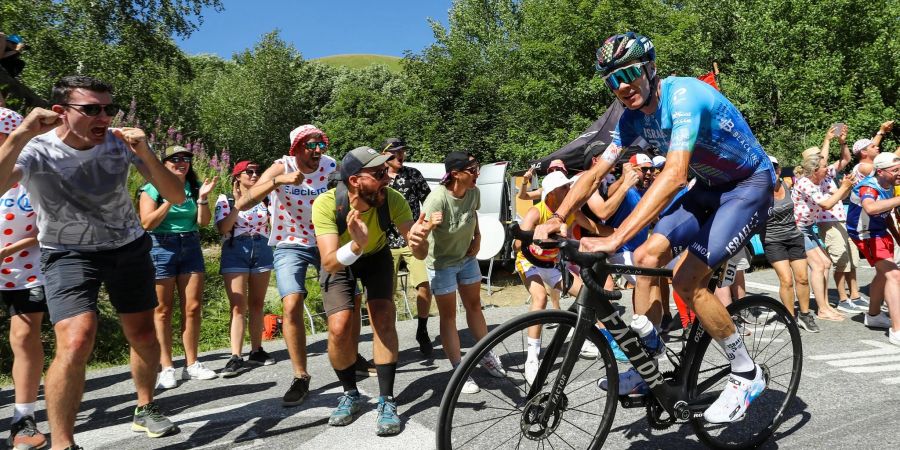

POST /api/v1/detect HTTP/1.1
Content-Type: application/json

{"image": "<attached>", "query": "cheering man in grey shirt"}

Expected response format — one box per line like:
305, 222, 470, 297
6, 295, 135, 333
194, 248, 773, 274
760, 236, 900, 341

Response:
0, 76, 185, 448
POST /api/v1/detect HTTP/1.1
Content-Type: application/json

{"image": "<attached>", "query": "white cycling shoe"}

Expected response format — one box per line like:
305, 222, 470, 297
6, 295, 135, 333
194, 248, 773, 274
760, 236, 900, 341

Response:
703, 364, 767, 424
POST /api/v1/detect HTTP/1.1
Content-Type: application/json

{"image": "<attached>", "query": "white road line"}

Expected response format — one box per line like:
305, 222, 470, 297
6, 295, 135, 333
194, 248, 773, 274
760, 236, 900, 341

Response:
826, 355, 900, 367
809, 340, 900, 361
744, 281, 780, 294
843, 363, 900, 374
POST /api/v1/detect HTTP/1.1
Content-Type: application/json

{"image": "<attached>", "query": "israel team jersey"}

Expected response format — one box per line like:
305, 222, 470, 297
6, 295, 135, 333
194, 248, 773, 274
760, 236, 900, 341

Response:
847, 175, 893, 240
604, 77, 774, 186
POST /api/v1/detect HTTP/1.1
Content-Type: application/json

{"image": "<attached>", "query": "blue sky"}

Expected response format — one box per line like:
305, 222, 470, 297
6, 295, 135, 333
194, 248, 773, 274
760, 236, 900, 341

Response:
176, 0, 453, 59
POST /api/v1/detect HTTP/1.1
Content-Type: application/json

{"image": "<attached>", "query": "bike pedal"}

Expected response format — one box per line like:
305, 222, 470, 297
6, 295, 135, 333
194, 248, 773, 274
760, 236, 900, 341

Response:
619, 394, 649, 409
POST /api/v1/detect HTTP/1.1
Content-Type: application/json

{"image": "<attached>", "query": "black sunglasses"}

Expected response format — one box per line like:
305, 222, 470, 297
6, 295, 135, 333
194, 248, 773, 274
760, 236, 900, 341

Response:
166, 156, 193, 163
359, 168, 388, 180
243, 169, 260, 176
62, 103, 120, 117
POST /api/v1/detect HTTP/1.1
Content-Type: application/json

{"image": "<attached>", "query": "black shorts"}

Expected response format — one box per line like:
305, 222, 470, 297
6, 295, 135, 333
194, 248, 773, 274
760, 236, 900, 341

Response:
764, 235, 806, 264
320, 246, 394, 317
40, 233, 158, 324
0, 286, 48, 316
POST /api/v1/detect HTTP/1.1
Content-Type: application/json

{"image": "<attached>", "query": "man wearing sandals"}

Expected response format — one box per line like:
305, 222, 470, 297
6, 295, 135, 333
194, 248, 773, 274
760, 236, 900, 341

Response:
537, 32, 774, 423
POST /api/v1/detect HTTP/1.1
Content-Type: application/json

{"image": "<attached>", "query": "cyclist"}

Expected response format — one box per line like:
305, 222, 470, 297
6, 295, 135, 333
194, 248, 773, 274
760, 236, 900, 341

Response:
536, 32, 775, 423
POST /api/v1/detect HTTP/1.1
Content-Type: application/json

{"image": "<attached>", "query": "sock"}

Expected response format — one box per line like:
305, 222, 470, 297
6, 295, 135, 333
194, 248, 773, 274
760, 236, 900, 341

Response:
13, 403, 35, 423
717, 332, 756, 378
376, 363, 397, 398
526, 337, 541, 361
334, 364, 358, 393
417, 317, 428, 334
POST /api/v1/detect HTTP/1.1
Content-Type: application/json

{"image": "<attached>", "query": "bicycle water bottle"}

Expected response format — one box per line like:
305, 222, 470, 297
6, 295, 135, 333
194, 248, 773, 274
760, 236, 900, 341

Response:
631, 315, 664, 357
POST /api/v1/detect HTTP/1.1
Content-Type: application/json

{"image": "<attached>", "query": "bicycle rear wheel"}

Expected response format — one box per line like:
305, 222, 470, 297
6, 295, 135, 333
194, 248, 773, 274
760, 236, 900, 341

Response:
686, 295, 803, 449
436, 309, 619, 450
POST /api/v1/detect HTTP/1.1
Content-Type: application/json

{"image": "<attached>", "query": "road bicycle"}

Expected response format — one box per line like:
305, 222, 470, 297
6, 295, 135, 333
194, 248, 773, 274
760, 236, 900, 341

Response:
436, 225, 802, 449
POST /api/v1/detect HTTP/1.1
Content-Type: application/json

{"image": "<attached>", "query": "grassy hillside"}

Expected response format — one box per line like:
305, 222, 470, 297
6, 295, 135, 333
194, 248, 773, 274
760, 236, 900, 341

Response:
313, 54, 403, 73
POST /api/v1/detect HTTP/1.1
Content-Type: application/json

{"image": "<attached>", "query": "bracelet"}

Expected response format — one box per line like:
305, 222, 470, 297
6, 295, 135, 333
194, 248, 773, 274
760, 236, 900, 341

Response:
549, 213, 563, 222
336, 241, 362, 266
877, 131, 885, 136
197, 199, 209, 205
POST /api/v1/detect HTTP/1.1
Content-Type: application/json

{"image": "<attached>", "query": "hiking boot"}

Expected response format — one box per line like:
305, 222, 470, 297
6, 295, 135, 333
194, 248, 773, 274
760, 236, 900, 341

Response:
328, 390, 361, 426
247, 347, 276, 366
797, 312, 820, 333
703, 365, 766, 423
416, 330, 433, 356
376, 396, 402, 436
221, 355, 245, 378
156, 366, 177, 389
183, 361, 217, 380
479, 351, 506, 378
282, 375, 311, 406
354, 354, 376, 377
132, 402, 176, 438
7, 415, 47, 450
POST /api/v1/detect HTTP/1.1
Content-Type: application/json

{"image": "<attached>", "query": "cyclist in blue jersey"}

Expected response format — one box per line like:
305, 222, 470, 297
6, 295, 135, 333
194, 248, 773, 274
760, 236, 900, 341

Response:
536, 32, 775, 423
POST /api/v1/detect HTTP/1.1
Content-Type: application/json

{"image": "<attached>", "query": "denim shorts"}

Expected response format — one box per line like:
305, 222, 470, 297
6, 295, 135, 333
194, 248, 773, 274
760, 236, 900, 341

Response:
220, 234, 274, 274
799, 225, 825, 252
427, 256, 482, 296
149, 231, 206, 280
273, 245, 320, 298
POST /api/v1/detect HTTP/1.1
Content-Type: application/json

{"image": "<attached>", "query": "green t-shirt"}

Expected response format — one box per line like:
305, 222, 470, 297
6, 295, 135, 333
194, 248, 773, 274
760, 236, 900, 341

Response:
312, 187, 413, 256
423, 185, 480, 269
141, 181, 199, 233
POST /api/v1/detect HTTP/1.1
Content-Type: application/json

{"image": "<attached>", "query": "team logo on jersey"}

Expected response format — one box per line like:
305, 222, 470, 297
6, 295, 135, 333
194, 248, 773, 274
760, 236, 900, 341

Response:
719, 118, 735, 133
672, 88, 687, 105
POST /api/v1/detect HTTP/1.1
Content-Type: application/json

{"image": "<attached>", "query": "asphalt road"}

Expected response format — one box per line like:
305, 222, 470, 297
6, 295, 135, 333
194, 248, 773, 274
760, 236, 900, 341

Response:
2, 263, 898, 449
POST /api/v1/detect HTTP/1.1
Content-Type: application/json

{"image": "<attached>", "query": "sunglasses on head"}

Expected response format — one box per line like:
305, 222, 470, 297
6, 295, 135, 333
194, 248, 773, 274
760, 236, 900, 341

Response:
305, 141, 327, 150
166, 156, 192, 164
62, 103, 120, 117
602, 62, 648, 91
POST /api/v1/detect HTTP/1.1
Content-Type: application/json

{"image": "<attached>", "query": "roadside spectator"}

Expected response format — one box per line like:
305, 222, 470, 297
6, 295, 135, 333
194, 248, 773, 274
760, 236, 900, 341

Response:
139, 146, 217, 388
652, 155, 666, 175
0, 33, 26, 77
382, 137, 435, 356
763, 156, 818, 332
215, 160, 276, 378
423, 152, 505, 395
0, 107, 48, 449
792, 154, 854, 321
810, 126, 867, 313
518, 159, 568, 201
630, 153, 654, 195
0, 76, 185, 447
312, 146, 424, 436
235, 124, 336, 406
515, 171, 609, 384
847, 152, 900, 345
852, 120, 895, 180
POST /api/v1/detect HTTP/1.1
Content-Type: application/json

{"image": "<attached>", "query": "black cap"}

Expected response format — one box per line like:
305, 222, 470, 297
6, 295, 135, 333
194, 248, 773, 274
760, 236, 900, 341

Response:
340, 146, 394, 181
583, 140, 608, 169
441, 151, 476, 184
381, 137, 407, 152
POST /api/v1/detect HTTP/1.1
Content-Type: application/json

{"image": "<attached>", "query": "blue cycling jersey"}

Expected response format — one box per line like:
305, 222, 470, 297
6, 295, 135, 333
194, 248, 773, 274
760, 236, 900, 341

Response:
607, 77, 774, 186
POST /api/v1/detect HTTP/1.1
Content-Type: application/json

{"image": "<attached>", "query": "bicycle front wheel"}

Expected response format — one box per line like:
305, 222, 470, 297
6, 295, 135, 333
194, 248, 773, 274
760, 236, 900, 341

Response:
687, 295, 803, 449
436, 309, 619, 450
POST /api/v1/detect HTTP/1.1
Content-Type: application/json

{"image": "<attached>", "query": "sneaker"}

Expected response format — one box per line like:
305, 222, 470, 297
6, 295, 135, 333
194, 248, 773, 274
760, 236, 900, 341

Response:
131, 402, 176, 438
7, 415, 47, 450
416, 330, 433, 356
282, 375, 311, 406
599, 329, 629, 362
479, 352, 507, 378
865, 312, 892, 329
797, 312, 821, 333
579, 340, 600, 359
524, 358, 539, 386
62, 446, 84, 450
221, 355, 245, 378
598, 368, 648, 395
703, 365, 766, 423
889, 329, 900, 347
247, 348, 276, 366
376, 396, 402, 436
182, 361, 218, 380
328, 390, 361, 426
156, 366, 177, 389
852, 296, 870, 308
461, 376, 480, 394
837, 301, 865, 314
355, 354, 377, 377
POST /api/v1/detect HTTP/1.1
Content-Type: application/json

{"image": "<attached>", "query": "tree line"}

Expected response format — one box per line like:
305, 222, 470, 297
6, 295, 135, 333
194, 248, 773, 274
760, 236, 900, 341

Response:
3, 0, 897, 169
